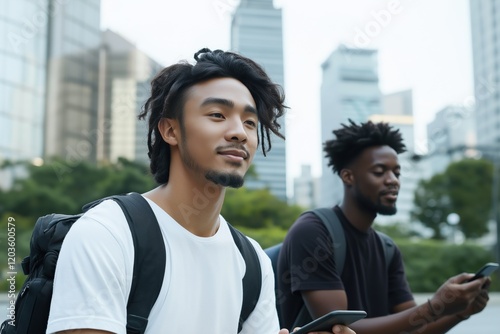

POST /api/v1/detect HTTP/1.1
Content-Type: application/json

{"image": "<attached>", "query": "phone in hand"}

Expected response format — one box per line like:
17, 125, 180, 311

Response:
467, 262, 499, 282
291, 310, 367, 334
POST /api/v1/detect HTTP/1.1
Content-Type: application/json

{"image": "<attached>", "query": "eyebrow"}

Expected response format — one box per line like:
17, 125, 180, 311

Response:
371, 163, 401, 169
200, 97, 257, 115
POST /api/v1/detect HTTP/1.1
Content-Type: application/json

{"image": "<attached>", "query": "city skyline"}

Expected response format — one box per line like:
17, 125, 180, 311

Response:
101, 0, 474, 186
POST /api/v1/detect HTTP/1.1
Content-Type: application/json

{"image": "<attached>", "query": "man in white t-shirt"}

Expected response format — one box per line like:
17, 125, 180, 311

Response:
46, 49, 356, 334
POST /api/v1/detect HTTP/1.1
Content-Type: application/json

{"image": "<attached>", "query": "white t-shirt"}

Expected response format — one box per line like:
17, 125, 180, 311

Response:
46, 196, 280, 334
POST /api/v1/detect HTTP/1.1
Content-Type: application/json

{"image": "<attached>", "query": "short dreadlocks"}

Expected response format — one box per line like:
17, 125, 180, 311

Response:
323, 119, 406, 174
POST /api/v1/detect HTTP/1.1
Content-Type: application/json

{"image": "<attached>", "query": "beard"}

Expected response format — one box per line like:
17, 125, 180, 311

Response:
205, 170, 244, 188
179, 137, 245, 188
355, 190, 397, 216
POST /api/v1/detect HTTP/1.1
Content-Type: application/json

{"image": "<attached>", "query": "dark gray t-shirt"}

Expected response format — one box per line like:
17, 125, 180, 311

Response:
277, 206, 414, 329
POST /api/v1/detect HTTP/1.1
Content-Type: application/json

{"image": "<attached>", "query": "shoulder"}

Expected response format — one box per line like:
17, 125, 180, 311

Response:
64, 199, 133, 255
284, 210, 329, 244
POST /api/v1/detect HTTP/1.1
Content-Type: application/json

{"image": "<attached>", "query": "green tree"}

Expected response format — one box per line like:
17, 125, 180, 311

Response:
0, 157, 155, 221
412, 158, 493, 239
222, 187, 304, 230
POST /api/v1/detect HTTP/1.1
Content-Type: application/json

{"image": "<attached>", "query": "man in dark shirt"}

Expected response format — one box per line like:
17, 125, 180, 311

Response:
278, 120, 491, 334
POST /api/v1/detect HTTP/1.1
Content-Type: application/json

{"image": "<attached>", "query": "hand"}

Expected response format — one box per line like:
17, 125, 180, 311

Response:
429, 273, 488, 317
278, 324, 356, 334
457, 282, 490, 320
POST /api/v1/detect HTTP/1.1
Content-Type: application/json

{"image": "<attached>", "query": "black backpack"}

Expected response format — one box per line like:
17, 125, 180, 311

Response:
0, 192, 261, 334
265, 207, 396, 328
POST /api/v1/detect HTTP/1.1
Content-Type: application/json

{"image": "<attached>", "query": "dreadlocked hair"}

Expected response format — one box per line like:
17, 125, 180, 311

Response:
138, 48, 287, 184
323, 119, 407, 174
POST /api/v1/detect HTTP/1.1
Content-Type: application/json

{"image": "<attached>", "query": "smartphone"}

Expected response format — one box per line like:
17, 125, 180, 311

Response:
291, 310, 367, 334
468, 262, 499, 282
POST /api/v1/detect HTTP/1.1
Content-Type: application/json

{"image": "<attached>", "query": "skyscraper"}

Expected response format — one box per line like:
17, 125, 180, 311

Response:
231, 0, 287, 201
319, 45, 382, 207
1, 1, 47, 167
1, 0, 100, 188
426, 105, 477, 176
43, 0, 101, 164
99, 30, 163, 164
470, 0, 500, 146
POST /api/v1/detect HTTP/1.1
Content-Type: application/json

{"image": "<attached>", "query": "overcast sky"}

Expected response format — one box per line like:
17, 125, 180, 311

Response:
101, 0, 474, 182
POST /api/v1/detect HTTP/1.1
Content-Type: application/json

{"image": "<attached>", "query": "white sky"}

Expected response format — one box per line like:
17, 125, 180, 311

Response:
101, 0, 474, 183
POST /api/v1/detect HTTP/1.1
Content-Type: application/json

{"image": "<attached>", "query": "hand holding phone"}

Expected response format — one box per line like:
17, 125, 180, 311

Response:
467, 262, 499, 282
291, 310, 367, 334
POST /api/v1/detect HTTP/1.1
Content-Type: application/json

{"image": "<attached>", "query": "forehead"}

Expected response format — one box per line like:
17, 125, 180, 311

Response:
185, 77, 255, 107
353, 145, 399, 168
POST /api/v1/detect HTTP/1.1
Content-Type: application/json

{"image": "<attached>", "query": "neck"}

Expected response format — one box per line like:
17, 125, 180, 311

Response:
339, 195, 377, 232
144, 174, 226, 238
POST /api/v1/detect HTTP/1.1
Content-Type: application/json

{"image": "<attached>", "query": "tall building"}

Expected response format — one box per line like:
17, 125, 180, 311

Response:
231, 0, 287, 201
1, 1, 100, 188
319, 45, 382, 207
293, 165, 320, 209
470, 0, 500, 146
43, 0, 101, 163
425, 105, 477, 176
99, 30, 163, 164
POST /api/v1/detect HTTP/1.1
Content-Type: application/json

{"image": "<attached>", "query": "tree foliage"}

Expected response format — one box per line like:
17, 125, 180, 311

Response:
222, 187, 304, 230
0, 157, 156, 221
412, 158, 493, 239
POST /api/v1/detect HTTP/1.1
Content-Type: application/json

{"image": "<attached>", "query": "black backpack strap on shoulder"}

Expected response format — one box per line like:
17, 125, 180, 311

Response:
375, 231, 396, 270
292, 208, 346, 329
227, 223, 262, 333
310, 208, 346, 274
111, 193, 166, 334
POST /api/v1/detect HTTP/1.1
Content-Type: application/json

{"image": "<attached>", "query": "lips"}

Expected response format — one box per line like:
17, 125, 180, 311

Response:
381, 190, 398, 201
218, 149, 248, 160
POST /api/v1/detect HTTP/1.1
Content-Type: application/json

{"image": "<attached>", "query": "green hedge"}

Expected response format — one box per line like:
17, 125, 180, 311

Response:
396, 238, 499, 292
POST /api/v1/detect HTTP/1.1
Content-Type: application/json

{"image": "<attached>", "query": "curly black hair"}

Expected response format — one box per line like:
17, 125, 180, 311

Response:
323, 119, 406, 174
138, 48, 287, 184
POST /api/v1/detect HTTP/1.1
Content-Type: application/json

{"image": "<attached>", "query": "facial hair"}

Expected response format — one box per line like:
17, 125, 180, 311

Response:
355, 188, 397, 216
179, 135, 245, 188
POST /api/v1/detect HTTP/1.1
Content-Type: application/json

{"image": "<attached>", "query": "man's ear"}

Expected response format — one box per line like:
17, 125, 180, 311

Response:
340, 169, 354, 186
158, 118, 179, 146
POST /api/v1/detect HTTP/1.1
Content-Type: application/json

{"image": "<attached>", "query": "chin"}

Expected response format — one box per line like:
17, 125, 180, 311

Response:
377, 205, 397, 216
205, 170, 245, 188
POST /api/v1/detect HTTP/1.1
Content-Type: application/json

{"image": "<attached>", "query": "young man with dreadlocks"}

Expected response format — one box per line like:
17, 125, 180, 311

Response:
277, 120, 491, 333
46, 49, 355, 334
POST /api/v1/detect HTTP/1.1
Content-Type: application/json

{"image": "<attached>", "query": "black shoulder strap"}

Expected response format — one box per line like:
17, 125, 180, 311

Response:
375, 231, 396, 269
111, 193, 166, 334
310, 208, 346, 274
292, 208, 346, 328
228, 223, 262, 333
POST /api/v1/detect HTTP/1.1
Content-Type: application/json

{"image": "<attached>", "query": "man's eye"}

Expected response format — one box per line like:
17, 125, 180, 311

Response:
245, 120, 257, 127
210, 113, 224, 119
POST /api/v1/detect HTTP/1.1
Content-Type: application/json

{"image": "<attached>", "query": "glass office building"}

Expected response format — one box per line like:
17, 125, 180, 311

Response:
231, 0, 287, 201
0, 1, 49, 187
44, 0, 101, 163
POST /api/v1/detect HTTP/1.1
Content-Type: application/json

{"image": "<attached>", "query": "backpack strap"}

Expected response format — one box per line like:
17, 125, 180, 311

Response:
375, 231, 396, 269
292, 208, 346, 328
228, 223, 262, 333
310, 208, 346, 274
111, 193, 166, 334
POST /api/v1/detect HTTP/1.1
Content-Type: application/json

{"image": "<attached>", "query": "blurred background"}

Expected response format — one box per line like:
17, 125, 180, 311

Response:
0, 1, 500, 329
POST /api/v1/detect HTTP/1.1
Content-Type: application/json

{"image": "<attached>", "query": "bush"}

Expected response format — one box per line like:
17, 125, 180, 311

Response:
396, 238, 499, 292
235, 226, 287, 249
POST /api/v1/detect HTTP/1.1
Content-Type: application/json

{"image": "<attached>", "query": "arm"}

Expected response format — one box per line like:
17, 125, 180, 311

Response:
303, 274, 489, 334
